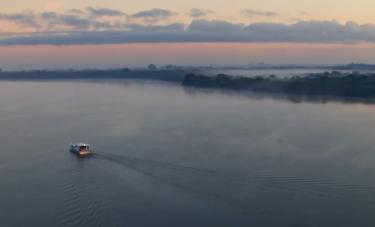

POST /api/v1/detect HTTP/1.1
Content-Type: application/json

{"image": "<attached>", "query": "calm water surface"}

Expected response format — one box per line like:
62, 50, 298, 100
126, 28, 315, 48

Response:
1, 80, 375, 227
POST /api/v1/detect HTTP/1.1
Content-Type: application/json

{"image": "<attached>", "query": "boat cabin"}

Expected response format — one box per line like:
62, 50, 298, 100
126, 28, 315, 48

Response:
70, 143, 92, 156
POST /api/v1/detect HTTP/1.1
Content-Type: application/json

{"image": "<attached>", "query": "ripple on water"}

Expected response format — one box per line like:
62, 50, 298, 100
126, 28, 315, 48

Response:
58, 155, 104, 227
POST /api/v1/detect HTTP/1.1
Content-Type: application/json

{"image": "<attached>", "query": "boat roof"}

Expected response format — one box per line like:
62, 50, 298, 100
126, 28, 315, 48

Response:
71, 143, 90, 147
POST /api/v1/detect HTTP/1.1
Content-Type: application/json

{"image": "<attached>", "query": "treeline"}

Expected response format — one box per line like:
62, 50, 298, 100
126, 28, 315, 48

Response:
182, 72, 375, 98
4, 68, 375, 99
0, 69, 186, 82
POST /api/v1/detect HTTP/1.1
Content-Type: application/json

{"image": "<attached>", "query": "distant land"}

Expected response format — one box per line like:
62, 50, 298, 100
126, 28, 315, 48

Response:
196, 63, 375, 71
182, 71, 375, 99
2, 63, 375, 75
2, 63, 375, 100
0, 68, 186, 82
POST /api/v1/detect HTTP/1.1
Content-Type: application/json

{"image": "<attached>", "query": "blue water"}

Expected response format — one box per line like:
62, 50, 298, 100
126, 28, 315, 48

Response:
1, 80, 375, 227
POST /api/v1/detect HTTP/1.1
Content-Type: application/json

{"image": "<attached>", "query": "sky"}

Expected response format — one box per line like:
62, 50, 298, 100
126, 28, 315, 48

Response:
0, 0, 375, 69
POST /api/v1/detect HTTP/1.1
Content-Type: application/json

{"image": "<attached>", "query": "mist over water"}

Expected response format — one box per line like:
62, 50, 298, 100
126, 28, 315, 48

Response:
199, 68, 330, 78
198, 68, 359, 78
1, 80, 375, 226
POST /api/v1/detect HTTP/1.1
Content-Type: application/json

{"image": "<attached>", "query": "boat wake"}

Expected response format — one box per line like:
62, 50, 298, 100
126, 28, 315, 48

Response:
58, 155, 104, 227
93, 152, 375, 213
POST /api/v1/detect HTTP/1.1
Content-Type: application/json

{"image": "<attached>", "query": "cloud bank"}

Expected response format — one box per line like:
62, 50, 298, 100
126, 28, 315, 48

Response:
0, 11, 39, 28
190, 8, 213, 18
241, 9, 280, 18
131, 8, 177, 22
0, 8, 375, 45
87, 7, 125, 18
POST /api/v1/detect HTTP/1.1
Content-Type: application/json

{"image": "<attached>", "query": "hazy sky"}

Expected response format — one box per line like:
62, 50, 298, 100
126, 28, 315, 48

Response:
0, 0, 375, 69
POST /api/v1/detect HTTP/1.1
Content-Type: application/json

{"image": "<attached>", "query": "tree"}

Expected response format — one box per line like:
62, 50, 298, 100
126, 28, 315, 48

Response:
147, 64, 157, 71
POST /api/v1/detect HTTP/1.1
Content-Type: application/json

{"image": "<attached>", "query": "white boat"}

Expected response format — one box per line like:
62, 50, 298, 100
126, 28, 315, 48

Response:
70, 143, 92, 156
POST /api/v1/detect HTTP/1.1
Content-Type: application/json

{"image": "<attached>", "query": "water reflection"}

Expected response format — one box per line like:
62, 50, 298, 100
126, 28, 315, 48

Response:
1, 80, 375, 227
183, 85, 375, 106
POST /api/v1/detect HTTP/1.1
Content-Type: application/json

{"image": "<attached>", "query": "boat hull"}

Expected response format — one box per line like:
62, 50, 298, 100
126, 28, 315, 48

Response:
70, 149, 92, 156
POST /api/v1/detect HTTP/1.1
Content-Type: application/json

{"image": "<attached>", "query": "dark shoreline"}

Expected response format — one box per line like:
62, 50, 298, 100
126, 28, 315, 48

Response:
0, 69, 186, 82
182, 72, 375, 99
2, 68, 375, 101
